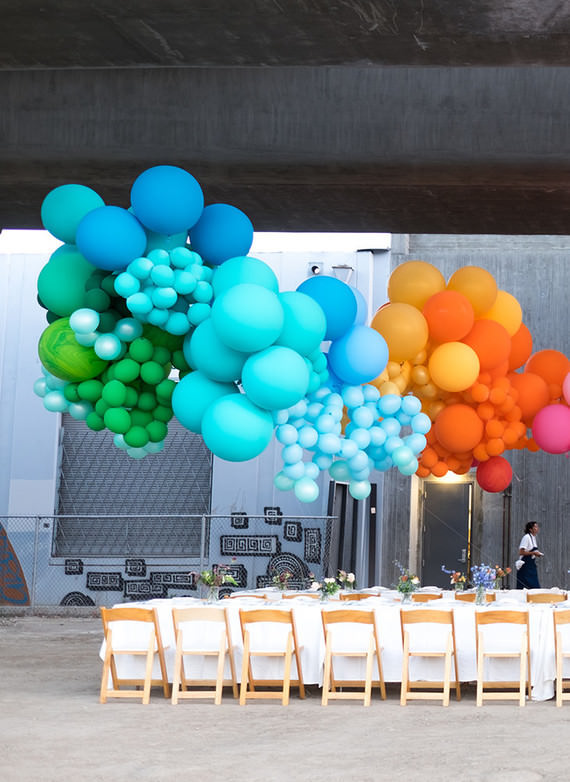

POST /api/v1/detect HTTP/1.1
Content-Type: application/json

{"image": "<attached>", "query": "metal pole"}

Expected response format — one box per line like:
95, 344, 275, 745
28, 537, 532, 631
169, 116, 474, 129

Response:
30, 516, 40, 610
199, 515, 206, 572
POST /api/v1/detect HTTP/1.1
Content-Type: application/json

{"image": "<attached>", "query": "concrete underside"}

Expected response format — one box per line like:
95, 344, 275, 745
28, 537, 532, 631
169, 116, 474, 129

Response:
2, 2, 570, 232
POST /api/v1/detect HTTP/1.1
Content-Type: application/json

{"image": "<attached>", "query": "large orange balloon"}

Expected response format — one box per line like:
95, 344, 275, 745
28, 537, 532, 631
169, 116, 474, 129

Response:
508, 371, 551, 425
371, 302, 429, 362
462, 319, 511, 371
434, 404, 484, 452
447, 266, 498, 316
508, 323, 533, 371
422, 290, 474, 343
428, 342, 480, 392
481, 290, 523, 336
525, 350, 570, 387
387, 261, 446, 309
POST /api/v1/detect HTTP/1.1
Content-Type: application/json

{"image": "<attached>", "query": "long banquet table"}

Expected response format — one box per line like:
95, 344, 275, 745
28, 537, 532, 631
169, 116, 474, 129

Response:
101, 589, 570, 702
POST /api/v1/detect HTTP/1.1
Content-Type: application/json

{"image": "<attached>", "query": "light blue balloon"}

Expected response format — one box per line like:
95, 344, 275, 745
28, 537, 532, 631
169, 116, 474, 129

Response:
368, 445, 387, 461
329, 460, 351, 481
274, 471, 295, 491
283, 461, 306, 480
363, 384, 380, 403
282, 444, 303, 464
274, 291, 327, 356
75, 331, 98, 347
76, 206, 147, 272
377, 394, 402, 417
322, 405, 344, 422
315, 414, 336, 434
150, 264, 175, 287
328, 325, 389, 385
33, 377, 47, 397
369, 426, 387, 447
298, 425, 319, 449
349, 480, 371, 500
342, 385, 365, 409
186, 318, 246, 383
349, 428, 371, 450
276, 424, 299, 445
398, 457, 419, 476
401, 394, 422, 416
147, 308, 170, 327
396, 412, 412, 426
306, 402, 324, 421
127, 447, 148, 460
131, 165, 204, 235
304, 462, 320, 480
151, 287, 178, 309
288, 399, 308, 420
166, 311, 191, 335
94, 333, 122, 360
174, 270, 197, 295
127, 291, 153, 316
351, 467, 371, 481
384, 436, 404, 454
188, 303, 211, 326
297, 276, 357, 341
273, 410, 289, 425
172, 371, 238, 434
350, 286, 369, 326
411, 412, 432, 435
352, 406, 375, 429
212, 256, 279, 297
348, 450, 368, 472
313, 453, 333, 470
69, 308, 100, 335
211, 283, 284, 353
128, 257, 154, 280
114, 272, 140, 299
340, 438, 359, 459
170, 247, 201, 269
44, 373, 68, 390
41, 184, 105, 244
43, 390, 68, 412
392, 445, 415, 467
68, 401, 92, 420
113, 434, 129, 450
404, 433, 427, 454
379, 417, 401, 437
294, 477, 319, 503
313, 387, 332, 402
147, 249, 172, 266
145, 440, 165, 454
201, 394, 274, 462
317, 433, 341, 455
189, 203, 254, 266
374, 457, 393, 472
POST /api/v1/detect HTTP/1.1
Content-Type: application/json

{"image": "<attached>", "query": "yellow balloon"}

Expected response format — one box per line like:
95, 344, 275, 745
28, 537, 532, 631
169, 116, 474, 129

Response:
481, 289, 522, 336
411, 364, 430, 385
428, 342, 480, 392
446, 266, 498, 316
388, 260, 446, 309
371, 302, 429, 362
378, 381, 401, 397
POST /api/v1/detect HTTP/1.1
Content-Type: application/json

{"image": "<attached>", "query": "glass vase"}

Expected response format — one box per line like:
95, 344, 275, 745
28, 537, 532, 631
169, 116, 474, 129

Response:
475, 585, 486, 606
206, 586, 220, 603
401, 591, 413, 605
454, 582, 464, 592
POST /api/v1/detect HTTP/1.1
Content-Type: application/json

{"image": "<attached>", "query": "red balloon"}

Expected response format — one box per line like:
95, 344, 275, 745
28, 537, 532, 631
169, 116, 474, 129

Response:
476, 456, 513, 492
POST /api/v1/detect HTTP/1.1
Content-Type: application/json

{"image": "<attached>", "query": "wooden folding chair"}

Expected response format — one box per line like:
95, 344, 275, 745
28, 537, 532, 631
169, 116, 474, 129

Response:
321, 609, 386, 706
527, 592, 568, 604
171, 607, 238, 705
100, 606, 169, 704
554, 609, 570, 707
339, 592, 377, 602
228, 593, 268, 600
475, 610, 531, 707
412, 593, 443, 603
455, 591, 496, 603
283, 592, 320, 600
239, 608, 305, 705
400, 609, 461, 706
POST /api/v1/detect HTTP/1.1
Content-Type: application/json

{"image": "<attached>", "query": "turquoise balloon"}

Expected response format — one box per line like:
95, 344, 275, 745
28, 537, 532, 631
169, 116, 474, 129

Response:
170, 247, 201, 269
114, 318, 144, 342
212, 256, 279, 297
144, 229, 188, 254
211, 283, 284, 353
411, 412, 432, 434
186, 318, 246, 382
172, 370, 238, 434
68, 401, 92, 420
329, 460, 351, 481
41, 184, 105, 244
114, 272, 140, 298
127, 292, 153, 316
241, 346, 310, 410
275, 291, 327, 356
294, 477, 319, 503
392, 445, 415, 467
37, 245, 97, 317
274, 472, 295, 491
398, 457, 419, 476
188, 302, 211, 326
94, 333, 122, 360
33, 377, 47, 397
349, 480, 371, 500
201, 394, 273, 462
69, 308, 100, 335
43, 390, 68, 412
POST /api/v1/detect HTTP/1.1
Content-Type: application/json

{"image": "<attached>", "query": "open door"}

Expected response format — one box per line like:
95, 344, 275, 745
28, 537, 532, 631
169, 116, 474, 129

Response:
421, 481, 473, 588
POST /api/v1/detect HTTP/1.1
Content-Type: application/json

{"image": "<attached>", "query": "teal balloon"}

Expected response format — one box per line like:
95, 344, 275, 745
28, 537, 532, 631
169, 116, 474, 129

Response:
41, 184, 105, 244
186, 318, 246, 382
392, 445, 415, 467
127, 447, 148, 460
329, 460, 351, 481
274, 471, 295, 491
211, 283, 284, 353
33, 377, 47, 397
68, 401, 92, 420
294, 477, 319, 503
398, 457, 419, 476
94, 333, 122, 360
241, 346, 310, 410
275, 291, 326, 356
145, 229, 188, 254
114, 318, 144, 342
69, 308, 100, 335
43, 390, 68, 412
349, 480, 371, 500
201, 394, 273, 461
172, 370, 238, 433
114, 272, 140, 298
212, 256, 279, 297
188, 302, 211, 326
37, 245, 98, 317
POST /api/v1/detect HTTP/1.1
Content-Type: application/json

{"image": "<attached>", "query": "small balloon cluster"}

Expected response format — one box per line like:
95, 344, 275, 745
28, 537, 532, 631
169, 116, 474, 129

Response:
371, 261, 570, 491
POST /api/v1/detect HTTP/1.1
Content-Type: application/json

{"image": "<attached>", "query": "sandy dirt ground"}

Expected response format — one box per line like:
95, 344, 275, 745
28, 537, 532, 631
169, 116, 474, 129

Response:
1, 615, 569, 782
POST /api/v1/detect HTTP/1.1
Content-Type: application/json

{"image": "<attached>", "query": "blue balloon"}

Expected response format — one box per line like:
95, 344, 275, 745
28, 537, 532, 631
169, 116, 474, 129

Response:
298, 425, 319, 449
276, 424, 299, 445
294, 477, 319, 503
211, 284, 284, 353
349, 480, 371, 500
150, 265, 175, 287
317, 433, 341, 455
283, 461, 306, 480
411, 412, 432, 435
274, 291, 327, 356
131, 165, 204, 235
212, 256, 279, 297
41, 184, 105, 244
151, 287, 178, 309
127, 291, 153, 316
296, 276, 357, 341
128, 257, 154, 280
328, 325, 389, 385
352, 406, 375, 429
172, 371, 238, 433
76, 206, 147, 271
401, 394, 422, 416
398, 457, 419, 476
189, 203, 254, 266
304, 462, 320, 480
379, 417, 401, 437
341, 385, 365, 409
201, 394, 273, 461
377, 394, 402, 417
274, 471, 295, 491
186, 319, 246, 383
282, 444, 303, 464
349, 428, 371, 449
350, 286, 369, 326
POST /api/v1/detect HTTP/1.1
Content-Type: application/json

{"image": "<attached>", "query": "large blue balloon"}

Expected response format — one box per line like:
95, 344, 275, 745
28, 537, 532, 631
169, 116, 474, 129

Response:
211, 283, 284, 353
212, 256, 279, 297
241, 346, 310, 410
296, 276, 357, 341
328, 326, 389, 385
41, 184, 105, 244
274, 291, 327, 356
130, 165, 204, 235
76, 206, 147, 271
189, 204, 254, 266
201, 394, 273, 461
172, 371, 237, 434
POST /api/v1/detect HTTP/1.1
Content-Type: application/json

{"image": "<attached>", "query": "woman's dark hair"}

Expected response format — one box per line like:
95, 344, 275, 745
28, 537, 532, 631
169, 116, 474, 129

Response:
524, 521, 538, 535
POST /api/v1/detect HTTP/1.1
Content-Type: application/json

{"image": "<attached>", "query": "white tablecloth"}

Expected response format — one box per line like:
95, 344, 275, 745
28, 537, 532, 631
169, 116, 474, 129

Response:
100, 591, 570, 701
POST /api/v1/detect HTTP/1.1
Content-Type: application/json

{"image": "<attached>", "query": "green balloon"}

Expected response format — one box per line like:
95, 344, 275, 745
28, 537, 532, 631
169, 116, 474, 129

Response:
137, 391, 157, 411
84, 288, 111, 312
125, 425, 150, 448
153, 405, 173, 423
104, 407, 131, 434
129, 338, 154, 363
146, 419, 168, 442
86, 411, 105, 431
77, 379, 103, 402
172, 349, 190, 371
140, 360, 165, 385
152, 346, 171, 365
39, 318, 106, 382
143, 324, 183, 352
124, 387, 138, 407
95, 398, 110, 417
113, 358, 140, 383
41, 184, 105, 244
63, 384, 80, 403
98, 310, 120, 333
131, 409, 153, 427
37, 246, 98, 317
102, 380, 127, 407
156, 379, 175, 404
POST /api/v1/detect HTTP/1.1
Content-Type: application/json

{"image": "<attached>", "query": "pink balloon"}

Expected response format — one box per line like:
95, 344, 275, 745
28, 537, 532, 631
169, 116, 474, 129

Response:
532, 404, 570, 454
563, 372, 570, 405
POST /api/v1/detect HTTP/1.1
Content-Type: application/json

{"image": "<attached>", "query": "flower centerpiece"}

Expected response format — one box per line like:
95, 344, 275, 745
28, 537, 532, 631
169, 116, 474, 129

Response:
338, 569, 356, 590
193, 565, 237, 602
394, 560, 420, 603
441, 565, 467, 591
470, 563, 496, 605
311, 576, 341, 601
272, 569, 293, 591
493, 565, 512, 589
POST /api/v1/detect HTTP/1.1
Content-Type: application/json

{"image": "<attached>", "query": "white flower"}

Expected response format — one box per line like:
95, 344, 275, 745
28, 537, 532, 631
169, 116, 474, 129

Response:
324, 577, 335, 584
411, 577, 420, 584
311, 581, 321, 591
347, 573, 355, 583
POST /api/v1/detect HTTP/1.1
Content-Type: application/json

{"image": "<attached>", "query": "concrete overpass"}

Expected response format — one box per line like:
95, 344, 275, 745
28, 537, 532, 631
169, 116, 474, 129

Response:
2, 1, 570, 233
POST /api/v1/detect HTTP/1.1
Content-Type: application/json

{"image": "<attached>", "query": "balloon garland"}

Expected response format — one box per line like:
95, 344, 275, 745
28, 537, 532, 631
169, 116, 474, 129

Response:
33, 166, 570, 500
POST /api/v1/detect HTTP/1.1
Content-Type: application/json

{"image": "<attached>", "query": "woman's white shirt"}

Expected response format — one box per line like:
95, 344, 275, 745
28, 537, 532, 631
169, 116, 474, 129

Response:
519, 533, 537, 557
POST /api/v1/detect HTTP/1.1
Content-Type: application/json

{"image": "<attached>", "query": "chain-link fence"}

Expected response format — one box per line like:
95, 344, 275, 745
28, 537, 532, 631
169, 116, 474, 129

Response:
0, 513, 336, 609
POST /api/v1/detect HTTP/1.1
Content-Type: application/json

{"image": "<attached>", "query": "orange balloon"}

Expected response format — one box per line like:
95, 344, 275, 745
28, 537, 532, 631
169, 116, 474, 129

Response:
422, 290, 474, 343
431, 461, 449, 478
481, 290, 523, 336
525, 350, 570, 387
387, 261, 446, 309
421, 446, 439, 468
508, 323, 533, 371
371, 303, 429, 362
416, 465, 431, 478
471, 383, 490, 403
462, 319, 511, 371
508, 371, 550, 425
485, 419, 505, 438
447, 266, 498, 316
473, 443, 490, 462
434, 404, 484, 452
486, 438, 505, 456
488, 360, 509, 380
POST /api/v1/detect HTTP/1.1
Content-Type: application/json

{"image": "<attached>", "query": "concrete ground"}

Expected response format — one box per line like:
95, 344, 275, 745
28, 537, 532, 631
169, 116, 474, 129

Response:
1, 615, 569, 782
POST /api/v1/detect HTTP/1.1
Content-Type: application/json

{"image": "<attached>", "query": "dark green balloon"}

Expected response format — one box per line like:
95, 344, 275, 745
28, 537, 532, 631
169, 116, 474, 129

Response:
63, 384, 80, 402
95, 398, 109, 417
140, 361, 165, 385
37, 245, 97, 317
125, 426, 149, 447
84, 288, 111, 312
86, 412, 105, 431
146, 420, 168, 442
137, 391, 157, 411
152, 346, 171, 365
124, 387, 138, 408
77, 379, 104, 402
129, 338, 154, 363
153, 405, 173, 423
156, 379, 175, 403
113, 358, 140, 383
172, 349, 190, 371
104, 407, 131, 434
102, 380, 127, 407
131, 409, 153, 427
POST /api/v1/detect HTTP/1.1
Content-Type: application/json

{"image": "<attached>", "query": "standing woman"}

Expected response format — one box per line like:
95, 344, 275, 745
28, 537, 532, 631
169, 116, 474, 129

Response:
516, 521, 544, 589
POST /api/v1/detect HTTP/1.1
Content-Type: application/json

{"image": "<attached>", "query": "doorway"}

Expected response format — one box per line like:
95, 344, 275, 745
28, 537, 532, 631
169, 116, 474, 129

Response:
421, 480, 473, 588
